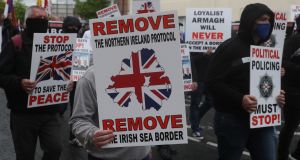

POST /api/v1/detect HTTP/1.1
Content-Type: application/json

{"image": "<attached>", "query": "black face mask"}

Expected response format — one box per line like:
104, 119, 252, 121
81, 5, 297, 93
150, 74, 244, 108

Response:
26, 18, 49, 37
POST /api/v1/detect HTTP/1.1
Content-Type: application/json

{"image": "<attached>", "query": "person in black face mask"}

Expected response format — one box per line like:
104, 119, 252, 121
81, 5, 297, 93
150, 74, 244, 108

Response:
205, 3, 285, 160
26, 17, 48, 38
0, 6, 63, 160
62, 16, 81, 35
61, 16, 83, 146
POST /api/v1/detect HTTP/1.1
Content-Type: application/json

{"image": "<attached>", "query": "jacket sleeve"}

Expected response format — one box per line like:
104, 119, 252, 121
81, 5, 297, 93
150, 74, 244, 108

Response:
205, 42, 244, 107
69, 75, 99, 151
190, 53, 199, 82
282, 36, 300, 72
0, 40, 23, 92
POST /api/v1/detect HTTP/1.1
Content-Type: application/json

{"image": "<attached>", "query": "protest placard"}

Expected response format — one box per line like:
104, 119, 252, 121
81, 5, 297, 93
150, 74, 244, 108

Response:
265, 11, 287, 50
48, 21, 63, 34
250, 46, 282, 128
132, 0, 160, 14
90, 11, 187, 147
72, 38, 91, 81
291, 5, 300, 21
185, 8, 232, 52
181, 44, 193, 92
28, 33, 76, 108
96, 4, 121, 19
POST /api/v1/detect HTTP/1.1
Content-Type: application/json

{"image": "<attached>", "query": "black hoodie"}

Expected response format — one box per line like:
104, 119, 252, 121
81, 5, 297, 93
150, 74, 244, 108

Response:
205, 3, 274, 116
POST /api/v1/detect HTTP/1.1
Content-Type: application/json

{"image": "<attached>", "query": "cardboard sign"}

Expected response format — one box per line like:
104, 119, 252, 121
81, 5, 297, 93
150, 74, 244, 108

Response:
96, 4, 121, 19
181, 44, 193, 92
185, 8, 232, 52
250, 46, 282, 128
132, 0, 160, 14
90, 11, 188, 147
48, 21, 63, 34
28, 33, 77, 108
71, 38, 91, 81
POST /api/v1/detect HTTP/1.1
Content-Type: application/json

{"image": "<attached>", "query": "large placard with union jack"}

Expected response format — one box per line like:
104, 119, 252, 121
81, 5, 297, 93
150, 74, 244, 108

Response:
90, 11, 188, 147
28, 33, 77, 108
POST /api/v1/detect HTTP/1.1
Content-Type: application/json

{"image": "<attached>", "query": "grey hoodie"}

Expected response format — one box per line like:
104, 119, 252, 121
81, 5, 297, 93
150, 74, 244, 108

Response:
69, 67, 151, 160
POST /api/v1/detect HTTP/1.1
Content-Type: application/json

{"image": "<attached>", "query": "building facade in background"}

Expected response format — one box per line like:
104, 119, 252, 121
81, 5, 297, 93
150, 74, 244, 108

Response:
51, 0, 75, 17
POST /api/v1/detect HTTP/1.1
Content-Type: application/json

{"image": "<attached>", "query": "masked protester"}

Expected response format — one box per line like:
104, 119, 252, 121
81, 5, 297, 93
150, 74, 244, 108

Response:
0, 6, 63, 160
61, 16, 83, 146
205, 3, 285, 160
277, 15, 300, 160
63, 16, 81, 35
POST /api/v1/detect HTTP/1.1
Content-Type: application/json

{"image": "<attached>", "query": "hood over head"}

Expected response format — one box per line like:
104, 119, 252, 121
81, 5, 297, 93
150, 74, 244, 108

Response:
62, 16, 81, 33
238, 3, 274, 44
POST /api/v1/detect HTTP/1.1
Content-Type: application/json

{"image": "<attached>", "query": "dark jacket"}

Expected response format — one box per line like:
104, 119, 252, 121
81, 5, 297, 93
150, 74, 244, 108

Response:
190, 52, 212, 83
205, 3, 275, 116
282, 32, 300, 108
0, 31, 61, 113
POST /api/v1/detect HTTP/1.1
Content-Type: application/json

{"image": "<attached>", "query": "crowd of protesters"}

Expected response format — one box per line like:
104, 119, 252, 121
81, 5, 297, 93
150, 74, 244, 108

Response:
0, 3, 299, 160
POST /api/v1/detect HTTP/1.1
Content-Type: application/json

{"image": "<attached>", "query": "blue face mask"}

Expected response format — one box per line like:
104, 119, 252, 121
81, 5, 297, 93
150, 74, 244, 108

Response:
255, 23, 271, 40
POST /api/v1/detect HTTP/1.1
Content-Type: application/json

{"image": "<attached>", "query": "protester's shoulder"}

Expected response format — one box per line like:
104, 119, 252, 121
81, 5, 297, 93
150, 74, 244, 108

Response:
287, 33, 300, 43
81, 66, 95, 84
214, 38, 236, 54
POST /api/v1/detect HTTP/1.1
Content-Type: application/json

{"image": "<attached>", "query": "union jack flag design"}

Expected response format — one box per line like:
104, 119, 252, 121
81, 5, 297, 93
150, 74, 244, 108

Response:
137, 2, 155, 14
106, 48, 172, 111
35, 51, 72, 83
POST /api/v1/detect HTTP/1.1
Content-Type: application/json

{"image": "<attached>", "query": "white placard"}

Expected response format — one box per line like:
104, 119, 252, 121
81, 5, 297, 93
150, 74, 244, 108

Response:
90, 11, 188, 147
132, 0, 160, 14
96, 4, 121, 19
71, 38, 91, 81
28, 33, 77, 108
250, 46, 282, 128
291, 5, 300, 21
181, 44, 193, 92
185, 8, 232, 52
266, 11, 287, 50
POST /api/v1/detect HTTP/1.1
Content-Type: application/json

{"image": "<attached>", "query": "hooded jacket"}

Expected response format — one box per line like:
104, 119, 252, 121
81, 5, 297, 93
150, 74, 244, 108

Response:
282, 31, 300, 109
205, 3, 274, 116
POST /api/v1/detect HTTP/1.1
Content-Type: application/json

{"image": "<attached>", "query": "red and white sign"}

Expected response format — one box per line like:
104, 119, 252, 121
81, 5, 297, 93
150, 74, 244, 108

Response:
185, 8, 232, 52
266, 11, 287, 50
48, 21, 63, 34
250, 46, 282, 128
71, 38, 91, 81
96, 4, 121, 19
181, 44, 193, 92
90, 11, 187, 147
28, 33, 77, 108
132, 0, 160, 14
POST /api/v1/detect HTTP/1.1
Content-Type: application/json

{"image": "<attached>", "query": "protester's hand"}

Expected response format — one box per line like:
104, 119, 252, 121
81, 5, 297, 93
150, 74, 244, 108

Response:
21, 79, 36, 94
92, 130, 114, 149
191, 82, 198, 91
67, 80, 74, 92
242, 95, 257, 113
277, 90, 285, 108
281, 67, 285, 77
